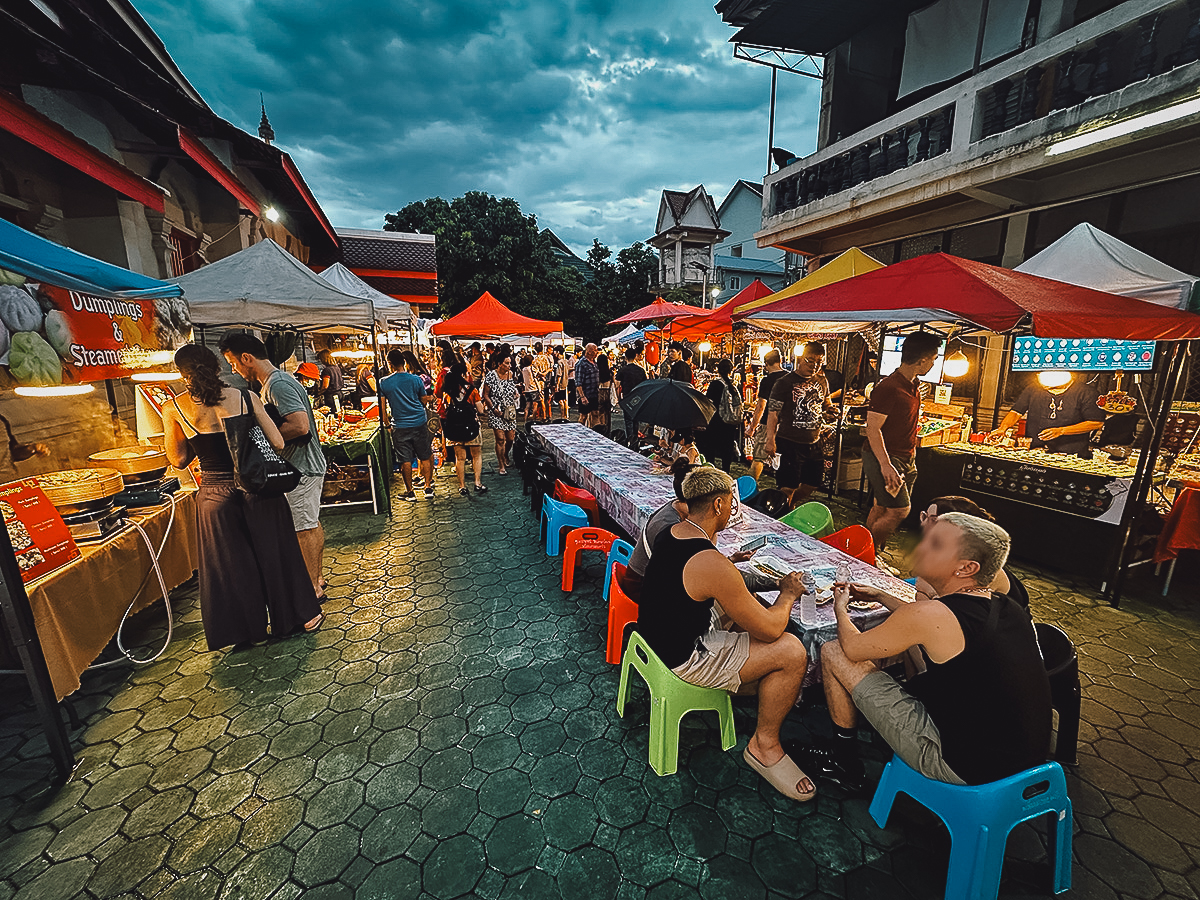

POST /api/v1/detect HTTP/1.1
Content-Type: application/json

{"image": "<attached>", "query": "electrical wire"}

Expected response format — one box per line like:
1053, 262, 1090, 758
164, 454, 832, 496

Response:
86, 493, 177, 669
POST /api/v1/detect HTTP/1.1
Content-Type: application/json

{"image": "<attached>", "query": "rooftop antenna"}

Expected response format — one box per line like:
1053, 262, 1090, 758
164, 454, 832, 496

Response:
258, 93, 275, 145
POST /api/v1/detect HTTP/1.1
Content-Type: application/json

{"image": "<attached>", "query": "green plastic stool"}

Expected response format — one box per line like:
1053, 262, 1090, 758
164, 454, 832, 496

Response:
779, 500, 835, 538
616, 631, 737, 776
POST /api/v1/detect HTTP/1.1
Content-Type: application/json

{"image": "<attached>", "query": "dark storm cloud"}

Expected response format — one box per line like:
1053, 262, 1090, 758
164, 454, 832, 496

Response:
133, 0, 820, 252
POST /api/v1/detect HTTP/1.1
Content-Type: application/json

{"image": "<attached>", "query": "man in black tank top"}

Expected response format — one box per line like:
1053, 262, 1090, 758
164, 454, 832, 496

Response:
800, 512, 1051, 787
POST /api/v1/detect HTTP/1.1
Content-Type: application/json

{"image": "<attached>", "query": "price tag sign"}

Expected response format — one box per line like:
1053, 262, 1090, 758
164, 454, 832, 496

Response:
1012, 337, 1156, 372
0, 479, 80, 583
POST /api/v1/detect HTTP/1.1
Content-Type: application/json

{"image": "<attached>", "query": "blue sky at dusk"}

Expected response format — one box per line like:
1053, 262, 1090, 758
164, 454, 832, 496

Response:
132, 0, 821, 254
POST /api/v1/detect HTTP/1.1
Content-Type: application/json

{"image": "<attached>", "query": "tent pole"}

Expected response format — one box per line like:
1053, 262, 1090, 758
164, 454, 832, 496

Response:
991, 333, 1013, 432
831, 334, 850, 497
1103, 341, 1185, 605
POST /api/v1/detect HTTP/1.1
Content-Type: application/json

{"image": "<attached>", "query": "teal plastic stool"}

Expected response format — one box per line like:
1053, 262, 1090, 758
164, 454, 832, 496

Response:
736, 475, 758, 502
869, 756, 1072, 899
616, 631, 737, 776
779, 500, 835, 538
602, 539, 634, 601
540, 496, 589, 556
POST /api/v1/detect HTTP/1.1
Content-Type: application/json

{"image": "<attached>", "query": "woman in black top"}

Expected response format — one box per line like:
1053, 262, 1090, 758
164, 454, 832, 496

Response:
701, 358, 741, 472
163, 345, 324, 650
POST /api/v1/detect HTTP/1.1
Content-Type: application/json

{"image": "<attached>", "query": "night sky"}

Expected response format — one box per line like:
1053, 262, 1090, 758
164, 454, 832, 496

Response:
132, 0, 820, 253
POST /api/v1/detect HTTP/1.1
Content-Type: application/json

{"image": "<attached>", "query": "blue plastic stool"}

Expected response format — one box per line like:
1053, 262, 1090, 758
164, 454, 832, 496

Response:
540, 496, 589, 556
602, 539, 635, 601
736, 475, 758, 502
869, 756, 1072, 900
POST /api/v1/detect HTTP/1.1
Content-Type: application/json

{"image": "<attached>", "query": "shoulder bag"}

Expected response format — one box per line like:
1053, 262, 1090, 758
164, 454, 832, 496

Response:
224, 389, 303, 497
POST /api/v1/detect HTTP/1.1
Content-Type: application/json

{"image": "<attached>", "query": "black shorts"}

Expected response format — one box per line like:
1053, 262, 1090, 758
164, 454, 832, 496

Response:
776, 439, 825, 489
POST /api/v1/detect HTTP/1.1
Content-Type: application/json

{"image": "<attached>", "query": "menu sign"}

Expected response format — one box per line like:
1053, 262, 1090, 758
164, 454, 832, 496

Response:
0, 276, 191, 386
0, 479, 80, 583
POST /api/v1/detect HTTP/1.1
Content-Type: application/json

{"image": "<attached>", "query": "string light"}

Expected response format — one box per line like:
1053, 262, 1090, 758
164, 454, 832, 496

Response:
15, 384, 96, 397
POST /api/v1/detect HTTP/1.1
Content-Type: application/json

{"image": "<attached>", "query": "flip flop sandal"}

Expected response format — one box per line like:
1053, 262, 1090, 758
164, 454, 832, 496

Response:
743, 747, 816, 802
303, 612, 326, 634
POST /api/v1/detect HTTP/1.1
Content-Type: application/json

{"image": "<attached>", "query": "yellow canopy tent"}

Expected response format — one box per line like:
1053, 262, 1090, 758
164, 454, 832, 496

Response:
732, 248, 886, 332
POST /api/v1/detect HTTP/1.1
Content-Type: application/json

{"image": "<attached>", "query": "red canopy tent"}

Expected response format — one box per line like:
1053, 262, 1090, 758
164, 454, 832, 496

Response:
431, 291, 563, 337
608, 297, 708, 326
671, 279, 774, 340
739, 253, 1200, 340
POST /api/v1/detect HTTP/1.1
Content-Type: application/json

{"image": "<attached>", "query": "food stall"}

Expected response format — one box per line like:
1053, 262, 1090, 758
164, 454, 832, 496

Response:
0, 218, 198, 780
174, 238, 399, 516
737, 250, 1200, 604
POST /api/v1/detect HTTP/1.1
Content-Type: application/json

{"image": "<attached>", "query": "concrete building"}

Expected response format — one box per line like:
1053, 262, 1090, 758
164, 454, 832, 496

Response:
648, 186, 730, 300
712, 180, 791, 302
719, 0, 1200, 279
0, 0, 339, 280
337, 228, 438, 312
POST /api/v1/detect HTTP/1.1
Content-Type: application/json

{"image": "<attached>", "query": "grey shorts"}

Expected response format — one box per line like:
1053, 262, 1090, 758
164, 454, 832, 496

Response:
750, 424, 770, 462
670, 608, 751, 692
862, 449, 918, 509
852, 670, 965, 785
286, 474, 324, 531
392, 425, 433, 464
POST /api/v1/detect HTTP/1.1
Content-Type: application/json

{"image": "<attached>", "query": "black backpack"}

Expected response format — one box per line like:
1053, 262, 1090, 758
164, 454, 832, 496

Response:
442, 392, 479, 443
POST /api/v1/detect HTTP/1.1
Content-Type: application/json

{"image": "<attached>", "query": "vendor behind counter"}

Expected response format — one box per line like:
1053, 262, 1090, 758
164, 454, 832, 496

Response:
990, 373, 1103, 456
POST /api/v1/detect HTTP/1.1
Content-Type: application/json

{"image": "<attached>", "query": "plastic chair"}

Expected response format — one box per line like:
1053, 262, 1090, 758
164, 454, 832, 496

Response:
749, 488, 790, 519
616, 631, 737, 776
736, 475, 758, 503
603, 539, 635, 601
606, 563, 639, 664
540, 496, 589, 556
779, 501, 835, 538
561, 527, 618, 592
1034, 623, 1080, 765
869, 756, 1072, 899
820, 525, 876, 565
553, 480, 600, 523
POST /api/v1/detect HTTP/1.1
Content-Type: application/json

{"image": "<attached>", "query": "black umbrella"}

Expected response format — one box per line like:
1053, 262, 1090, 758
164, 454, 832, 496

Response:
621, 378, 715, 431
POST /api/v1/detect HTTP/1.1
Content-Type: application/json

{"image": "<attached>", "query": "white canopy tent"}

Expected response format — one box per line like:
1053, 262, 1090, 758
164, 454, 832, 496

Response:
173, 239, 386, 330
318, 263, 414, 326
1016, 223, 1199, 311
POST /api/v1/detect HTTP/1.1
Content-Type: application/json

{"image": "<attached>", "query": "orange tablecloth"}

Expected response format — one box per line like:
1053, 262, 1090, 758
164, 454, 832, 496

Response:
1154, 486, 1200, 563
27, 491, 198, 700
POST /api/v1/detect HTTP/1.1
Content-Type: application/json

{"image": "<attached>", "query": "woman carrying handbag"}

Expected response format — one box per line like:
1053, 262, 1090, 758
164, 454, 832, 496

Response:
163, 345, 324, 650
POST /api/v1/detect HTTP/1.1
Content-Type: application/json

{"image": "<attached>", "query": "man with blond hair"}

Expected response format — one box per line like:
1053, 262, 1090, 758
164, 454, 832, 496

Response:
638, 466, 816, 802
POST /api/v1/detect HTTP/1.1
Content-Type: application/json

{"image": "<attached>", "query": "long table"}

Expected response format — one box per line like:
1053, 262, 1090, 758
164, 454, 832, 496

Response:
533, 424, 915, 665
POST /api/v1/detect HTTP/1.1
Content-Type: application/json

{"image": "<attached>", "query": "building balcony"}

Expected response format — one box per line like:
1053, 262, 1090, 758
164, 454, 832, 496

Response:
760, 0, 1200, 256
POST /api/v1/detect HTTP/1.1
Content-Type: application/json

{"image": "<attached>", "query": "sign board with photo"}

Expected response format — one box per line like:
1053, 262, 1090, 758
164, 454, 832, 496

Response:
0, 479, 79, 583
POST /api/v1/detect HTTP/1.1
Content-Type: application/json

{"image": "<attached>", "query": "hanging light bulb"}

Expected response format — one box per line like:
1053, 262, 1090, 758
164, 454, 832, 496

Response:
943, 350, 969, 378
1037, 370, 1072, 388
698, 341, 712, 353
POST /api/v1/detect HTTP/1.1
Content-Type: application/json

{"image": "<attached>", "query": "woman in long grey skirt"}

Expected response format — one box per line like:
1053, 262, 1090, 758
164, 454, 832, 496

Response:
163, 344, 323, 650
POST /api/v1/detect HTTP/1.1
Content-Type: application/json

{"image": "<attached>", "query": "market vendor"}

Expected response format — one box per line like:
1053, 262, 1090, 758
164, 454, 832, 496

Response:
0, 412, 49, 481
988, 372, 1103, 456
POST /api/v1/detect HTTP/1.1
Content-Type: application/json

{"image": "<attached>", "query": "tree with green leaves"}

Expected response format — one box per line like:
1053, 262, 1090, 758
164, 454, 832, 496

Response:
383, 192, 658, 340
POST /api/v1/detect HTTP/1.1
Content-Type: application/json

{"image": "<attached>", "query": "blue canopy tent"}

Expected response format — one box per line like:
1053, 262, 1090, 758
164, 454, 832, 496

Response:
0, 218, 182, 300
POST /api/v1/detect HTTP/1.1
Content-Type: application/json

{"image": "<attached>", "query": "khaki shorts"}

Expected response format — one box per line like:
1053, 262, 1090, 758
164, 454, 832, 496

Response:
286, 474, 324, 531
852, 670, 965, 785
670, 607, 751, 692
750, 424, 771, 462
862, 449, 918, 509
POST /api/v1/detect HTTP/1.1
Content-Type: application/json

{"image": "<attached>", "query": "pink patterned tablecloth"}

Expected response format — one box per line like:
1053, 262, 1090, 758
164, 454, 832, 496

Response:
532, 423, 916, 661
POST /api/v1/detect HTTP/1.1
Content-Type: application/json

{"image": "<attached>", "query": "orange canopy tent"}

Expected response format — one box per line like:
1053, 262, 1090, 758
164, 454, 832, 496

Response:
671, 279, 774, 340
431, 291, 563, 337
608, 297, 708, 326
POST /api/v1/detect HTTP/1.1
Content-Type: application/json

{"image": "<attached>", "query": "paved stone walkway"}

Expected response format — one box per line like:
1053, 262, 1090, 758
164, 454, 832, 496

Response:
0, 442, 1197, 899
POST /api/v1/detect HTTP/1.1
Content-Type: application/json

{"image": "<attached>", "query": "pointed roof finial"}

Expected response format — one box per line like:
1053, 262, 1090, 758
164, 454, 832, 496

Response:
258, 93, 275, 145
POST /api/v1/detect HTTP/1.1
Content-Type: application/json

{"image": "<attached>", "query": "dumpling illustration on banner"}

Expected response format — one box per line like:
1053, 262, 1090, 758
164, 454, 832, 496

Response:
0, 280, 192, 388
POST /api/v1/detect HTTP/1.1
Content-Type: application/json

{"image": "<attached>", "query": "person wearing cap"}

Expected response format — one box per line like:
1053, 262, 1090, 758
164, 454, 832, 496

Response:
637, 466, 815, 802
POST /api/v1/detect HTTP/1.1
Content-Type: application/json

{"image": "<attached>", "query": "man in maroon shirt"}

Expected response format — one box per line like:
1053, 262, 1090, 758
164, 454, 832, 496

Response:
863, 332, 943, 554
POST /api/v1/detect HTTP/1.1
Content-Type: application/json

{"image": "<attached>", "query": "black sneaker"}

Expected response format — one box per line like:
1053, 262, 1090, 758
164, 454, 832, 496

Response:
783, 740, 868, 794
401, 491, 417, 502
424, 488, 435, 499
412, 476, 426, 488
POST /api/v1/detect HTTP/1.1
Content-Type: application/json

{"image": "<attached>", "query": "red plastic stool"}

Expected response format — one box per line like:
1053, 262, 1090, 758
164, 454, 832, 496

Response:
553, 480, 600, 523
561, 527, 618, 592
606, 563, 639, 664
820, 524, 877, 566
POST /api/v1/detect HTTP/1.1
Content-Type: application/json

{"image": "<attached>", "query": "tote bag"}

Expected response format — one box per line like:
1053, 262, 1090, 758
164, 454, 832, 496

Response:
224, 390, 303, 497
